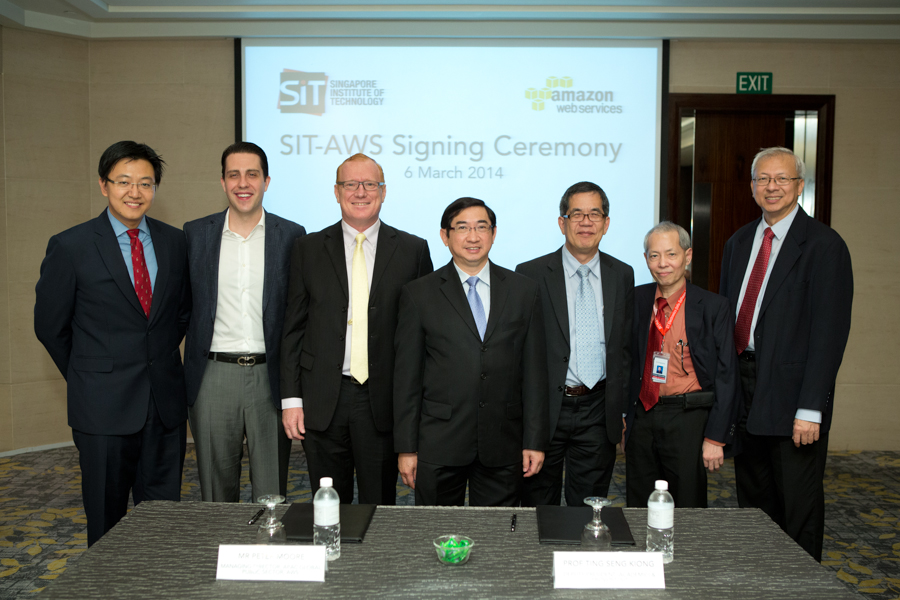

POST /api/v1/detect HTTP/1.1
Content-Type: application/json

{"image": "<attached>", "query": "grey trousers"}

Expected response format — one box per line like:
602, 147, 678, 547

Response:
188, 358, 290, 503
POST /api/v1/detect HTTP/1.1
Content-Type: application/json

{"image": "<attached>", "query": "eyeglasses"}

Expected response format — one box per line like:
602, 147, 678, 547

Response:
337, 180, 385, 192
563, 212, 606, 222
106, 179, 156, 193
448, 224, 493, 235
752, 176, 802, 186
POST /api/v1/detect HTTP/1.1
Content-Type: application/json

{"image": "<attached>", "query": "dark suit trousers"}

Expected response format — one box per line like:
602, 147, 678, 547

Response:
72, 394, 186, 547
522, 385, 616, 507
734, 354, 828, 562
625, 400, 710, 508
302, 377, 397, 505
416, 457, 522, 507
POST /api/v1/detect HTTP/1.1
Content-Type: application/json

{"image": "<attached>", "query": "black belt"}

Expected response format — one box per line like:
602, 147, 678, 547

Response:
657, 390, 715, 409
208, 352, 266, 366
564, 379, 606, 397
739, 351, 756, 362
342, 375, 368, 386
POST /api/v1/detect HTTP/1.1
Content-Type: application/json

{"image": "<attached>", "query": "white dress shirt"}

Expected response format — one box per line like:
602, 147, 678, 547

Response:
453, 260, 491, 321
735, 204, 819, 423
210, 209, 266, 353
561, 246, 605, 386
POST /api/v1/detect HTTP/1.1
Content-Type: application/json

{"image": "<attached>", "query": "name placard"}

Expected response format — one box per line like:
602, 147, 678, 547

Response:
553, 551, 666, 589
216, 544, 326, 582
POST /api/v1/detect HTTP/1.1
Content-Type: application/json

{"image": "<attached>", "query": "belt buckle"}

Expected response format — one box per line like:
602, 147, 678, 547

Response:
237, 355, 256, 367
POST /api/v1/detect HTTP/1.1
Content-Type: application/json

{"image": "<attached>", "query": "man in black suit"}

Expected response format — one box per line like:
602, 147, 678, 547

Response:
720, 146, 853, 561
183, 142, 306, 503
625, 222, 739, 508
281, 153, 432, 504
34, 141, 190, 546
394, 197, 549, 506
516, 182, 633, 507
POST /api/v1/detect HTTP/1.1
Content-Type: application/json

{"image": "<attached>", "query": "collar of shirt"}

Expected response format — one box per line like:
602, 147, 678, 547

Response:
654, 280, 687, 304
561, 245, 600, 280
107, 208, 150, 240
453, 260, 491, 289
342, 219, 380, 252
759, 202, 799, 242
222, 207, 265, 240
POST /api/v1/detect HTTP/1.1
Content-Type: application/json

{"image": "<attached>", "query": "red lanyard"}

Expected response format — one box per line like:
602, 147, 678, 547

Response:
653, 290, 686, 339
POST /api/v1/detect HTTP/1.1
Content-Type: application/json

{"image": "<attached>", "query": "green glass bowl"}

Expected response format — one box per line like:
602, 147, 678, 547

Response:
433, 535, 474, 565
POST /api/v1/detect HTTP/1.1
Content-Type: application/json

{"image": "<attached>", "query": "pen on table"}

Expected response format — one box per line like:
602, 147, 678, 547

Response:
248, 509, 264, 525
510, 513, 517, 532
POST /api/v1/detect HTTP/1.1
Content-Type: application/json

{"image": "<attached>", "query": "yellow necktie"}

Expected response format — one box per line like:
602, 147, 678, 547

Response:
350, 233, 369, 383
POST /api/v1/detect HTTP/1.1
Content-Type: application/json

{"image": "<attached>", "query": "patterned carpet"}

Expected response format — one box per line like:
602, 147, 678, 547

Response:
0, 445, 898, 598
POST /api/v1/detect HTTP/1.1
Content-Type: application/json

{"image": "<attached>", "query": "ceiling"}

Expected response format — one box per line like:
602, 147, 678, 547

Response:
2, 0, 899, 40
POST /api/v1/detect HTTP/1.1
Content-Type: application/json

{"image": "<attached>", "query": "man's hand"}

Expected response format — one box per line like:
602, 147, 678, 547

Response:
399, 453, 418, 489
792, 419, 820, 448
702, 441, 725, 472
522, 450, 545, 477
282, 407, 306, 440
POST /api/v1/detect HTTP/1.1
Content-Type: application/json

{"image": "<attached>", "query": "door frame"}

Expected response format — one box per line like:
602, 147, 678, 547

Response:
664, 93, 836, 226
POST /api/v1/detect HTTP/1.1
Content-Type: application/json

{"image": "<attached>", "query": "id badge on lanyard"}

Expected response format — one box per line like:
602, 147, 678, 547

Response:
650, 290, 686, 385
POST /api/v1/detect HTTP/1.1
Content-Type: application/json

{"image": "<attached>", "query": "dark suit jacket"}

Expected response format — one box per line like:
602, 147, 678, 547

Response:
280, 220, 432, 432
515, 248, 634, 445
719, 207, 853, 436
183, 210, 306, 408
34, 210, 190, 435
625, 282, 740, 446
393, 261, 549, 468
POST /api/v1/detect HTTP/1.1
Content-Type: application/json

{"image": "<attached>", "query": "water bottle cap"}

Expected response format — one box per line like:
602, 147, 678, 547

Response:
320, 477, 333, 488
654, 480, 669, 491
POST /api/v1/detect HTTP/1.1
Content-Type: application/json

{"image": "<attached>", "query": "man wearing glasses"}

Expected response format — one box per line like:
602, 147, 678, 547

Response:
394, 197, 548, 506
35, 141, 190, 546
720, 147, 853, 561
281, 153, 432, 504
516, 181, 634, 507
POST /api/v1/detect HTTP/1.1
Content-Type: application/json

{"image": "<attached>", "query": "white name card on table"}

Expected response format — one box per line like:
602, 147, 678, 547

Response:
553, 551, 666, 589
216, 544, 326, 582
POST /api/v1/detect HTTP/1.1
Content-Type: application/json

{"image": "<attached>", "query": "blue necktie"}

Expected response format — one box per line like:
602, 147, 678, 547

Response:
575, 265, 602, 389
466, 276, 487, 341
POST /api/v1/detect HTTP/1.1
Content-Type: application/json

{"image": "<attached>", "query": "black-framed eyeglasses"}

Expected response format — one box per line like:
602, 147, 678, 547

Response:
105, 178, 156, 193
337, 180, 385, 192
563, 212, 606, 222
752, 176, 802, 186
448, 224, 493, 235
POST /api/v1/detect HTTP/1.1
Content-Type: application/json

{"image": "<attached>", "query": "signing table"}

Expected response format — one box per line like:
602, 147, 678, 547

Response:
44, 501, 854, 599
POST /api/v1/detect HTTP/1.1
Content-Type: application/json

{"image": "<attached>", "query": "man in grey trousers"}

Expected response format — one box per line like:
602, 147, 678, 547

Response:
183, 142, 306, 502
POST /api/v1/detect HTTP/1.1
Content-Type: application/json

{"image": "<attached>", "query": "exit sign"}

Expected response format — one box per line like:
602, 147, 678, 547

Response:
736, 72, 773, 94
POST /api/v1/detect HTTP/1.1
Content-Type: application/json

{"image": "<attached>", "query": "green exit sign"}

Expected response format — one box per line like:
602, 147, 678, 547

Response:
736, 72, 773, 94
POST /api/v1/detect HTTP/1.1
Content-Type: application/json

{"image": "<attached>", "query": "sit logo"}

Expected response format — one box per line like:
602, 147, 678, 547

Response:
525, 76, 573, 111
279, 70, 328, 115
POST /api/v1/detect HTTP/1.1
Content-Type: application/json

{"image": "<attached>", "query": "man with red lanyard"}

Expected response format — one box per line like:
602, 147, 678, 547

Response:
624, 222, 740, 508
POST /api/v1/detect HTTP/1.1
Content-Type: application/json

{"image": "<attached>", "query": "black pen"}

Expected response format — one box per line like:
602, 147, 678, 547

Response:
510, 513, 517, 532
248, 508, 264, 525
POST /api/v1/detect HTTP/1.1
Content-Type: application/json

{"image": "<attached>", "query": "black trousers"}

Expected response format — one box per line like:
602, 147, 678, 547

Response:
625, 399, 710, 508
522, 385, 616, 507
302, 377, 397, 505
72, 394, 186, 547
415, 456, 522, 507
734, 355, 828, 562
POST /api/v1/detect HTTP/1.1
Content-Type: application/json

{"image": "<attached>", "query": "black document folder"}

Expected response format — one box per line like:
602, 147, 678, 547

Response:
282, 503, 376, 543
536, 505, 635, 546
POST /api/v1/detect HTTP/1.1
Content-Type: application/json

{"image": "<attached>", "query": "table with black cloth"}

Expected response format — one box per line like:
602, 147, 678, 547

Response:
44, 501, 854, 599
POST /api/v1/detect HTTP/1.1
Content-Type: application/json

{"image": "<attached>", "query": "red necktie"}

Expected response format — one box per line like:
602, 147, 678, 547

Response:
127, 229, 152, 318
638, 297, 668, 411
734, 227, 775, 354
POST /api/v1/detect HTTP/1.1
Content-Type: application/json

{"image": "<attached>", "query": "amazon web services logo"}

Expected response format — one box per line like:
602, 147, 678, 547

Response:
279, 69, 328, 115
525, 76, 572, 111
524, 76, 621, 114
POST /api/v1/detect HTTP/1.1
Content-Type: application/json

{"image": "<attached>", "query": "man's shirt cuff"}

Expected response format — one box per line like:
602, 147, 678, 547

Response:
282, 397, 303, 409
794, 408, 822, 424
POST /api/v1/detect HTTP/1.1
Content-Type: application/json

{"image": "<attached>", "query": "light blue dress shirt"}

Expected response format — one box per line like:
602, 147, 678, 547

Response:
107, 209, 158, 291
562, 246, 605, 386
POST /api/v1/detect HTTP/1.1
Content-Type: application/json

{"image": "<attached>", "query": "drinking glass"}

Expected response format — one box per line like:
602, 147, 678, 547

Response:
256, 494, 287, 544
581, 496, 612, 550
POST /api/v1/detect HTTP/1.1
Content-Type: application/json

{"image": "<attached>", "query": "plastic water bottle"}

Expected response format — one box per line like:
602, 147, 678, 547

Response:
646, 479, 674, 564
313, 477, 341, 561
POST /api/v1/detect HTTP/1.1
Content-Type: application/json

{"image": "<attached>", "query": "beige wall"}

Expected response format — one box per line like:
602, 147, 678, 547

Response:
0, 31, 895, 451
0, 27, 232, 451
670, 40, 899, 450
